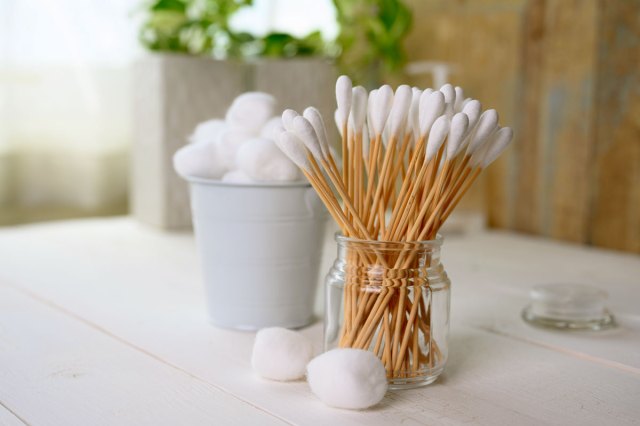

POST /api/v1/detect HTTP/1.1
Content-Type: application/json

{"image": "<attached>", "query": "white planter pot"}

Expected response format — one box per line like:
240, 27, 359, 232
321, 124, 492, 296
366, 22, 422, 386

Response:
186, 176, 327, 329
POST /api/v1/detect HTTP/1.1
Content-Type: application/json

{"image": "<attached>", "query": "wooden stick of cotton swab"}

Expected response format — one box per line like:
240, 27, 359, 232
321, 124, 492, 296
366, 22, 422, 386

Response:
303, 107, 340, 179
385, 91, 444, 240
350, 86, 368, 215
429, 112, 469, 209
390, 116, 469, 368
437, 126, 514, 229
441, 108, 499, 208
292, 115, 375, 241
363, 85, 393, 229
380, 87, 422, 226
420, 126, 514, 243
387, 113, 449, 241
278, 129, 374, 343
367, 85, 412, 235
403, 110, 497, 242
276, 131, 350, 233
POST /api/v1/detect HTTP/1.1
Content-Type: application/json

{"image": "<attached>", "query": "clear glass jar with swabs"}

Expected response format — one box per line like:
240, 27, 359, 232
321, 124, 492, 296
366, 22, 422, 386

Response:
324, 234, 451, 389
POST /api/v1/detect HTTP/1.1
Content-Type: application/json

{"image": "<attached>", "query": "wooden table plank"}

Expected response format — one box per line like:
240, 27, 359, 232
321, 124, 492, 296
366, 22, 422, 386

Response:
444, 231, 640, 370
1, 218, 639, 425
0, 405, 26, 426
0, 286, 286, 426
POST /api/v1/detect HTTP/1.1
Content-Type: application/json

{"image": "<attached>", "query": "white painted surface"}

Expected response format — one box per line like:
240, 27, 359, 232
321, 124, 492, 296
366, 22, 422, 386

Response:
0, 405, 25, 426
0, 218, 639, 425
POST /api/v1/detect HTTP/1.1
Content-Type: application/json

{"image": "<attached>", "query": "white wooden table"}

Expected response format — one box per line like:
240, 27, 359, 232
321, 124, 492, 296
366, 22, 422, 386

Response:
1, 217, 639, 425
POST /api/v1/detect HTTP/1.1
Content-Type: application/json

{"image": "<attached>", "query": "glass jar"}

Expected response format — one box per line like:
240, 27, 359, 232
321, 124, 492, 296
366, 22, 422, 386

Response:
324, 235, 451, 389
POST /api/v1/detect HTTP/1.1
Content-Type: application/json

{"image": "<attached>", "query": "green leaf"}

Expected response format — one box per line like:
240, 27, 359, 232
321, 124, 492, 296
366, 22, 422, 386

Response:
150, 0, 186, 12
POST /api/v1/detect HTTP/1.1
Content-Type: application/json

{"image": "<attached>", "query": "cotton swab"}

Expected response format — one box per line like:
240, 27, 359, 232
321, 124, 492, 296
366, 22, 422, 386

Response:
290, 115, 373, 240
351, 87, 368, 212
336, 76, 353, 188
438, 126, 514, 227
385, 92, 445, 239
363, 85, 393, 226
367, 85, 411, 233
392, 115, 450, 241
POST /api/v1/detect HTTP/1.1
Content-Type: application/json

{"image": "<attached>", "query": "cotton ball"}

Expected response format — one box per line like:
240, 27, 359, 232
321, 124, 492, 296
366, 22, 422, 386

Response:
236, 138, 301, 181
190, 119, 227, 144
260, 116, 285, 140
307, 349, 388, 410
222, 169, 254, 184
226, 92, 276, 134
217, 128, 254, 170
173, 141, 226, 179
252, 327, 314, 381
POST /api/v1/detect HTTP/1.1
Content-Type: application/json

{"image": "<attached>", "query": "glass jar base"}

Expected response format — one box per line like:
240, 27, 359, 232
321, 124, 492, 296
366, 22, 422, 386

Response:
522, 305, 616, 331
388, 368, 443, 390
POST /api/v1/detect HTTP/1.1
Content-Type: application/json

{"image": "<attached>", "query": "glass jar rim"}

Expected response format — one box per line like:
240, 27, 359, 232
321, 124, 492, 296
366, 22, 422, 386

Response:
334, 233, 444, 247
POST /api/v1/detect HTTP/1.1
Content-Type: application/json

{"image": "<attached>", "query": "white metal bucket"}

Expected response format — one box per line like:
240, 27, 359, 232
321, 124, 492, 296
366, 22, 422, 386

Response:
186, 176, 327, 330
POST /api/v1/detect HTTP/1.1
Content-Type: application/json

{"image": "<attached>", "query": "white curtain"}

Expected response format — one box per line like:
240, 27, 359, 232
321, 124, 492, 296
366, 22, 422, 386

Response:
0, 0, 139, 225
0, 0, 336, 226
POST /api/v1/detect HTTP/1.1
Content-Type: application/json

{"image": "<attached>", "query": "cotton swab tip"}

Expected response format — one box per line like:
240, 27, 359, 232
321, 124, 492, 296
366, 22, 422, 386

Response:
454, 86, 465, 111
351, 86, 368, 131
281, 109, 299, 132
440, 83, 455, 112
466, 108, 499, 155
447, 112, 470, 159
482, 126, 514, 168
425, 114, 450, 162
419, 90, 445, 137
388, 84, 413, 136
409, 87, 422, 139
336, 75, 353, 129
462, 100, 482, 130
292, 115, 323, 161
303, 107, 330, 159
276, 131, 311, 171
371, 85, 394, 135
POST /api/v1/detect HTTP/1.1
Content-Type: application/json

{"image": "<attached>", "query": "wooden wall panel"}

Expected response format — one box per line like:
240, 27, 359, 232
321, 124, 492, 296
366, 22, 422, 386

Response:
590, 1, 640, 252
404, 0, 640, 253
524, 0, 599, 243
403, 0, 525, 221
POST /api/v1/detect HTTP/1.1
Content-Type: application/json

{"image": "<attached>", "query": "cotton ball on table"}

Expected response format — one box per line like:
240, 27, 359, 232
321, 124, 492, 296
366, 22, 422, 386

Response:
190, 119, 227, 143
236, 138, 301, 181
252, 327, 314, 381
222, 169, 254, 184
226, 92, 276, 134
173, 141, 226, 179
307, 349, 388, 410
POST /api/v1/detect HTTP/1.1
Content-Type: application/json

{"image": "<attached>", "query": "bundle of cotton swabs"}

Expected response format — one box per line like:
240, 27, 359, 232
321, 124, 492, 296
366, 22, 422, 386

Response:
276, 75, 513, 378
276, 76, 512, 242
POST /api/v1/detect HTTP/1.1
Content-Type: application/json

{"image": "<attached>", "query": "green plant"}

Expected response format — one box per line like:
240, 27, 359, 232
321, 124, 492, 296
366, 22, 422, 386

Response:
138, 0, 326, 58
137, 0, 412, 84
333, 0, 412, 86
138, 0, 251, 55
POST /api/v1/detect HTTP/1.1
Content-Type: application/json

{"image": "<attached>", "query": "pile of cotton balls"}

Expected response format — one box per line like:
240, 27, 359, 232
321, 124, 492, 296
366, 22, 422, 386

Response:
173, 92, 303, 183
252, 327, 388, 410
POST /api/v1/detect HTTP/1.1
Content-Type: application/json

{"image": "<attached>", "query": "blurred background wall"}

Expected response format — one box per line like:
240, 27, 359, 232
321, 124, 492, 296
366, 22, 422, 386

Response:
1, 0, 638, 253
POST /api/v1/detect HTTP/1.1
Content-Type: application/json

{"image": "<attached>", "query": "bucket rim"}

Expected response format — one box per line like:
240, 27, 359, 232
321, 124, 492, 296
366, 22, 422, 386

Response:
183, 175, 312, 188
